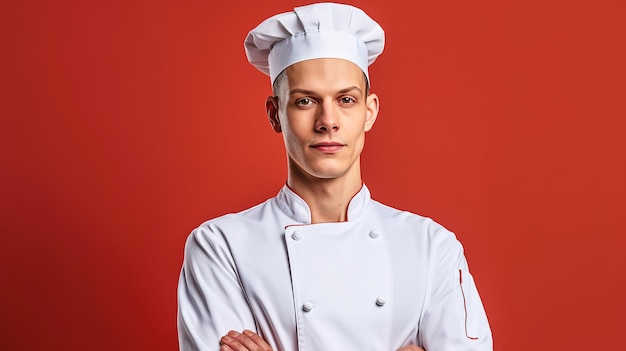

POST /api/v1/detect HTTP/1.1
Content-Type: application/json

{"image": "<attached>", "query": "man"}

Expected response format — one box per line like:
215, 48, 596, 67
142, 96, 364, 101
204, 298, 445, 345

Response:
178, 3, 492, 351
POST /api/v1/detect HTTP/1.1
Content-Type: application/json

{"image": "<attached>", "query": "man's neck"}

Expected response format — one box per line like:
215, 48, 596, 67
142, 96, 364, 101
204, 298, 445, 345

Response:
287, 168, 363, 224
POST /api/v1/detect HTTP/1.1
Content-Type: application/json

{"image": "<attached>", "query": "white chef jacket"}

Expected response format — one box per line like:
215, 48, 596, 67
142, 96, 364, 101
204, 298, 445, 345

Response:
178, 185, 492, 351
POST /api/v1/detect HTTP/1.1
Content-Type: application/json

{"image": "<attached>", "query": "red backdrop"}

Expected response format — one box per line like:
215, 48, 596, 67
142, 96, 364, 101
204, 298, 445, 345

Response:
2, 0, 625, 350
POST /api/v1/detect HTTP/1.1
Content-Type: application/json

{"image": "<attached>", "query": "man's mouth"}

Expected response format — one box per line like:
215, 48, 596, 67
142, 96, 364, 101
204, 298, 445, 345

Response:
311, 142, 345, 153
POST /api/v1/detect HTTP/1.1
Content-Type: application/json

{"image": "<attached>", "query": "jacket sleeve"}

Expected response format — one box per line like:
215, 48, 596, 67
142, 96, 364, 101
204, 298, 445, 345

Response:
177, 223, 257, 351
419, 228, 493, 351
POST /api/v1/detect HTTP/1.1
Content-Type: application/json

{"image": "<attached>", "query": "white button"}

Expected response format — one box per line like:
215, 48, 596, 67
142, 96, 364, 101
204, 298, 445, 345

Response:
376, 296, 387, 306
302, 301, 315, 312
369, 229, 381, 238
291, 231, 303, 241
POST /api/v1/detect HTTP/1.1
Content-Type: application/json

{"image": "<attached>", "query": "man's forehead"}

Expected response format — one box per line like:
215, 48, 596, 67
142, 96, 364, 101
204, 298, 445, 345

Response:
284, 58, 367, 92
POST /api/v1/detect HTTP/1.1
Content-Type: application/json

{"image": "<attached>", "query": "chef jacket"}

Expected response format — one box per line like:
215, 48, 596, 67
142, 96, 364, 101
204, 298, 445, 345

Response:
178, 184, 492, 351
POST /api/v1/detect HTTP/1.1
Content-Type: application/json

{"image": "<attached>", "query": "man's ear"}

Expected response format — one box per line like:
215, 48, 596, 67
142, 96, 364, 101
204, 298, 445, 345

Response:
266, 96, 282, 133
364, 93, 379, 132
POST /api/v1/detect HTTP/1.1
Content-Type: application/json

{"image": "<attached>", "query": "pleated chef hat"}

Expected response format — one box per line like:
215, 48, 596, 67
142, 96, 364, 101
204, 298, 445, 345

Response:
244, 2, 385, 84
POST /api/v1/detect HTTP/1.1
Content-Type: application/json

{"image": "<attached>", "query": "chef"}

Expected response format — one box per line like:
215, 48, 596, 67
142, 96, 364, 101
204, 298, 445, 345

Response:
177, 3, 492, 351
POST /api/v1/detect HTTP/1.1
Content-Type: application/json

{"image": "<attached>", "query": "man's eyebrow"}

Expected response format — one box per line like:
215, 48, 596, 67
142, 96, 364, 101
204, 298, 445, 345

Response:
338, 86, 363, 94
288, 86, 363, 96
289, 88, 315, 96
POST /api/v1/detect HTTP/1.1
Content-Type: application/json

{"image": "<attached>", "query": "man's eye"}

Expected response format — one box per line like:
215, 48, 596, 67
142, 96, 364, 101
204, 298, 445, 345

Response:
296, 98, 312, 106
339, 97, 356, 104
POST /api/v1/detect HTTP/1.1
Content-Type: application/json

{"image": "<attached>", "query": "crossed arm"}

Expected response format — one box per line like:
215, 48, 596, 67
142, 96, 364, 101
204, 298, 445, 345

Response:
219, 330, 425, 351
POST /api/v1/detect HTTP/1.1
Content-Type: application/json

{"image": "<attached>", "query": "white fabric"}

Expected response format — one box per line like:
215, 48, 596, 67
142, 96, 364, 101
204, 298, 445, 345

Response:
244, 3, 385, 83
178, 185, 492, 351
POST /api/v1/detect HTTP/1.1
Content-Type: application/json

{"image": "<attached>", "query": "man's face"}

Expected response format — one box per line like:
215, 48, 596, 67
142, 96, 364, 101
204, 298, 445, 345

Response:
267, 58, 379, 181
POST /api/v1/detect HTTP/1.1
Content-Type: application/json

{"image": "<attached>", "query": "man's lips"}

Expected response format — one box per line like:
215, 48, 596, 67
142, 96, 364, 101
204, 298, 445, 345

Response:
310, 142, 345, 153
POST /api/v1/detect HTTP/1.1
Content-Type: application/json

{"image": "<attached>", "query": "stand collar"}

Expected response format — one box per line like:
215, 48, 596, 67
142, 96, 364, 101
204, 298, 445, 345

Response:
275, 184, 371, 224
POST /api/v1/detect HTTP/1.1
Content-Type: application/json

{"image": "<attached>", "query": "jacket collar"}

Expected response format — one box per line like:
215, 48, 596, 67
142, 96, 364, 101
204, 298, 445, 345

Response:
275, 184, 371, 224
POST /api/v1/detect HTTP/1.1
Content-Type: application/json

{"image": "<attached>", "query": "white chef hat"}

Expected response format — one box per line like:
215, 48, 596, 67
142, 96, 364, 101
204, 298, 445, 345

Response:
244, 2, 385, 84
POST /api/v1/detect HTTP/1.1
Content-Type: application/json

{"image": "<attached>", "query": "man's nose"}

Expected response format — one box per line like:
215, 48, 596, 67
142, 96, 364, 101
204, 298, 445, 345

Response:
315, 101, 339, 132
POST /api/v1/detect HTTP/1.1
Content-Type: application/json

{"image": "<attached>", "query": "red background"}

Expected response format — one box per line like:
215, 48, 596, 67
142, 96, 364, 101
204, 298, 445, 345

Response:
2, 0, 625, 350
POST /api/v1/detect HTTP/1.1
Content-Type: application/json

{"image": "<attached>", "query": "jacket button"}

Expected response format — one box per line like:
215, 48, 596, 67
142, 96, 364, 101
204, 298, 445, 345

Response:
302, 301, 315, 312
369, 229, 381, 239
291, 231, 303, 241
376, 296, 387, 306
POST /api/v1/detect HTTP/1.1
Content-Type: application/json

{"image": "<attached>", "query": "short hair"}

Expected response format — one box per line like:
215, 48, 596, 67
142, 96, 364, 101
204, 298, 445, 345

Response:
272, 70, 289, 101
